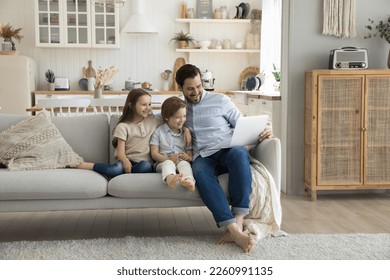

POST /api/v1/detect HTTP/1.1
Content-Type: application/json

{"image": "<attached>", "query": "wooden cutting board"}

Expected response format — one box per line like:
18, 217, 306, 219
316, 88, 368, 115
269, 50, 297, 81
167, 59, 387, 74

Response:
84, 60, 96, 78
172, 57, 186, 91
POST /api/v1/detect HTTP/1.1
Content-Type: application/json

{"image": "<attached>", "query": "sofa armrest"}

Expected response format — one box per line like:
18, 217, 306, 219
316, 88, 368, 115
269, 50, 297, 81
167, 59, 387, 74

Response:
249, 137, 281, 195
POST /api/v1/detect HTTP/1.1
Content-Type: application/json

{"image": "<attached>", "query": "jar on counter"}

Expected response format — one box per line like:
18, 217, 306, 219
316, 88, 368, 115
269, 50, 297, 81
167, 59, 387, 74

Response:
186, 8, 194, 19
220, 6, 227, 19
213, 8, 221, 19
222, 39, 232, 49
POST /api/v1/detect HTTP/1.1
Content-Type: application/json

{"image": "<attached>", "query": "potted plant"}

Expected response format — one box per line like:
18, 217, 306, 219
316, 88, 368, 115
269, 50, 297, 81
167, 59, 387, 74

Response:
364, 16, 390, 68
170, 30, 194, 49
272, 63, 281, 82
45, 69, 56, 91
0, 23, 24, 51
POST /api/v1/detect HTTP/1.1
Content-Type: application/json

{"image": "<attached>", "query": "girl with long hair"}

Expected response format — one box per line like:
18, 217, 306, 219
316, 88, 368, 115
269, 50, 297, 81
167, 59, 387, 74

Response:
79, 88, 161, 177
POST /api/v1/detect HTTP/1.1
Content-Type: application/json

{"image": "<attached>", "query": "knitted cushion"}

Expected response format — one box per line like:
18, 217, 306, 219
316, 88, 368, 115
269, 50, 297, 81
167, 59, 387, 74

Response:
0, 111, 83, 171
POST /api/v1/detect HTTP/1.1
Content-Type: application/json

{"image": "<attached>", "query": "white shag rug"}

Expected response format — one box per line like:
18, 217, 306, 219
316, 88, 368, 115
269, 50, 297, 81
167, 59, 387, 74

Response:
1, 233, 389, 260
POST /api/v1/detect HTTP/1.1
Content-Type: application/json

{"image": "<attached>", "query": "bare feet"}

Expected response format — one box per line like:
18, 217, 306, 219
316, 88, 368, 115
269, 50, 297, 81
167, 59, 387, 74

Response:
217, 215, 245, 244
166, 174, 181, 189
217, 230, 234, 244
181, 178, 195, 192
77, 162, 94, 170
225, 223, 256, 253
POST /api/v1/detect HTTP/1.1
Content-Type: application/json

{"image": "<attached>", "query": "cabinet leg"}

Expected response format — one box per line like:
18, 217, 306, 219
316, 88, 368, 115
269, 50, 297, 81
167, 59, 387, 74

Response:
311, 190, 317, 201
304, 187, 309, 197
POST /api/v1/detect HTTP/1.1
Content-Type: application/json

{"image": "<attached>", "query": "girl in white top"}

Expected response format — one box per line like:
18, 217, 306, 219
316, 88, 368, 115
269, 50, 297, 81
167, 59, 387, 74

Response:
150, 97, 195, 191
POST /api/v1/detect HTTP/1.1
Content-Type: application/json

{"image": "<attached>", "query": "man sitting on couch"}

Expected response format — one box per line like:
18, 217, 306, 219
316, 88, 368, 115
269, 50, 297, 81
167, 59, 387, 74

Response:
175, 64, 272, 253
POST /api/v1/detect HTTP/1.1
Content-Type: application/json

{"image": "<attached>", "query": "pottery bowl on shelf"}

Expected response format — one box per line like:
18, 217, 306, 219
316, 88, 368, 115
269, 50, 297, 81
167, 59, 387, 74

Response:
197, 40, 211, 50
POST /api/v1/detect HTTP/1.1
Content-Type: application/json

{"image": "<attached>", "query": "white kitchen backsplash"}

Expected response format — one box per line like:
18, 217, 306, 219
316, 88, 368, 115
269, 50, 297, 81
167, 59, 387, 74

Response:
0, 0, 261, 92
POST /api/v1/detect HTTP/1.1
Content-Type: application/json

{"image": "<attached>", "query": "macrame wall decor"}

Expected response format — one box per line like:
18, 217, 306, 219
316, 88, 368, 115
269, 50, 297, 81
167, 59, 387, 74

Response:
322, 0, 356, 38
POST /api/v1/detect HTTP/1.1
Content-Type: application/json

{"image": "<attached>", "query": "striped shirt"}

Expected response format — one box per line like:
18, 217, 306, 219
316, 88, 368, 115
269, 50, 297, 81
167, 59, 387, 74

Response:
185, 90, 242, 159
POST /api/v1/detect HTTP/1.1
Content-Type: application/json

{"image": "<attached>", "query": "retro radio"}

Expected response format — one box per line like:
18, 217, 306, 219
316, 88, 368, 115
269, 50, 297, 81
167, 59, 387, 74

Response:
328, 47, 368, 69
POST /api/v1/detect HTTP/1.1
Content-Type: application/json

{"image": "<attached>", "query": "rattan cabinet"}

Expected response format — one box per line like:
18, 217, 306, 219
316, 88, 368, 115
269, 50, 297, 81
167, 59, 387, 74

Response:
304, 69, 390, 200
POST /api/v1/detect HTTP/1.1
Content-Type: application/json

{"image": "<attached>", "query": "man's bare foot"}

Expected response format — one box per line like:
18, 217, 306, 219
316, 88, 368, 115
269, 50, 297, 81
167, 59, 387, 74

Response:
217, 230, 234, 244
166, 174, 181, 189
226, 223, 256, 253
217, 215, 245, 244
181, 178, 195, 192
77, 162, 94, 170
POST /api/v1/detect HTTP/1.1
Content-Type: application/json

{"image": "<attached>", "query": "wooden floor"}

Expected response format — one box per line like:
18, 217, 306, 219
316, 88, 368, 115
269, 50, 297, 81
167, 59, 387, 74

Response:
0, 193, 389, 242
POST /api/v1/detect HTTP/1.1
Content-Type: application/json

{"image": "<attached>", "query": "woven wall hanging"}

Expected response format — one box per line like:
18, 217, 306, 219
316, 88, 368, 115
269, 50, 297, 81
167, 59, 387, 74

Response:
322, 0, 356, 38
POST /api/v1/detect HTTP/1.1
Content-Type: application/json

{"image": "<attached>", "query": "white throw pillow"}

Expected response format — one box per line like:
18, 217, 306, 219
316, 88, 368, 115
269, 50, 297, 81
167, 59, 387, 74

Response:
0, 111, 83, 171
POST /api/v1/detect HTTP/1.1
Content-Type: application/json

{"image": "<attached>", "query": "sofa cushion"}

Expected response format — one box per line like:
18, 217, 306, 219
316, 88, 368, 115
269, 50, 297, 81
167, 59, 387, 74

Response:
0, 113, 111, 165
0, 112, 83, 171
108, 173, 229, 201
52, 114, 110, 164
109, 115, 119, 163
0, 168, 107, 200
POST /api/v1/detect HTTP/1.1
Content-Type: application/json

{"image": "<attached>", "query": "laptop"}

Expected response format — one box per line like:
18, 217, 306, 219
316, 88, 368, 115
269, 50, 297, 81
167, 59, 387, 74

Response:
229, 115, 269, 147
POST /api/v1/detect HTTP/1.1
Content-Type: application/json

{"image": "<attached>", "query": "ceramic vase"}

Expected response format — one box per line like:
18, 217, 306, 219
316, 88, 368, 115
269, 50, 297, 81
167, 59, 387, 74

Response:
48, 82, 55, 91
388, 49, 390, 69
94, 87, 103, 98
1, 38, 12, 51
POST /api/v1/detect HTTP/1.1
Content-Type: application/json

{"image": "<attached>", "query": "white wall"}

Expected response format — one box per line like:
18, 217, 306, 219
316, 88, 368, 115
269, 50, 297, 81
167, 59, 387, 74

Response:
0, 0, 261, 92
283, 0, 390, 194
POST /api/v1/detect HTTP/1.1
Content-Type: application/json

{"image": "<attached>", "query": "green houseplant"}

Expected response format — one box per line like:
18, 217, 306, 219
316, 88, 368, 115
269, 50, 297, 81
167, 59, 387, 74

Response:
364, 16, 390, 68
170, 30, 194, 49
364, 16, 390, 43
0, 23, 24, 51
272, 63, 281, 82
45, 69, 56, 91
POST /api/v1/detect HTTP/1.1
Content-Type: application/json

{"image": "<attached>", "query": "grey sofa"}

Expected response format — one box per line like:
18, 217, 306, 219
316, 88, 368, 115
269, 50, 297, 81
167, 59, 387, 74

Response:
0, 113, 281, 212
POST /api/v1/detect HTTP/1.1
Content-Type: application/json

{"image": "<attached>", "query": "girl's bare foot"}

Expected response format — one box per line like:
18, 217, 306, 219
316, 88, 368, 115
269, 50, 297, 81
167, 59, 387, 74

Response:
181, 178, 195, 192
166, 174, 181, 189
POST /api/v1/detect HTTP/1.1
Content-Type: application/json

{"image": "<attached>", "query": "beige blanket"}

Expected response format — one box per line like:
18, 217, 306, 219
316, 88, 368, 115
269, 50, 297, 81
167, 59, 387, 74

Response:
244, 157, 287, 240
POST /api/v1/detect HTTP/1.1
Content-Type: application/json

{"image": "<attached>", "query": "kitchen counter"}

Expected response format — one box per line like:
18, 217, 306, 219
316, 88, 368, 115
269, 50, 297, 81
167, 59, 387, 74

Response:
226, 90, 281, 101
31, 90, 182, 106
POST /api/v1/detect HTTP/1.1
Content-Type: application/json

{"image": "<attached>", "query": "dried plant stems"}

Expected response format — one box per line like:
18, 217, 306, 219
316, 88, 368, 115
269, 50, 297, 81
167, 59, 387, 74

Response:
95, 66, 118, 89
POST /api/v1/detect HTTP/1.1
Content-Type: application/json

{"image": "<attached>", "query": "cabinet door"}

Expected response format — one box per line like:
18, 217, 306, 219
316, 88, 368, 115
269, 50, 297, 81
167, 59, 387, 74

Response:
64, 0, 91, 47
364, 75, 390, 184
35, 0, 119, 48
317, 75, 364, 185
35, 0, 63, 46
91, 4, 119, 48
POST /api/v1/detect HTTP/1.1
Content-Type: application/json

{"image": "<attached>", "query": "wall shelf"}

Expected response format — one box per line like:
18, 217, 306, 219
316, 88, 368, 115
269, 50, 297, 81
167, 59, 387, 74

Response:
175, 48, 260, 53
175, 18, 252, 24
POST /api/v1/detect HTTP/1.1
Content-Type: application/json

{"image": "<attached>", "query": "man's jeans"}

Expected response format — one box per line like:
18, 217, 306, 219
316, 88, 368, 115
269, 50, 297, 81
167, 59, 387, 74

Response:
192, 146, 252, 227
93, 160, 153, 178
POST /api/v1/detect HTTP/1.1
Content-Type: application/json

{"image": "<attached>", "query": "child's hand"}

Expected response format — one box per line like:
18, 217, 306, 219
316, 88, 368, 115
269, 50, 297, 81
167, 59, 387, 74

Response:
123, 159, 132, 173
179, 153, 191, 162
169, 153, 180, 164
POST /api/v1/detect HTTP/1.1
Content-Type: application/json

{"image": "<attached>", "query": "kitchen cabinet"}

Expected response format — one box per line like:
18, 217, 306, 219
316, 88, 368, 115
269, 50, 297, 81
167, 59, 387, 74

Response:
247, 94, 281, 139
30, 90, 182, 112
227, 91, 282, 139
304, 69, 390, 200
35, 0, 119, 48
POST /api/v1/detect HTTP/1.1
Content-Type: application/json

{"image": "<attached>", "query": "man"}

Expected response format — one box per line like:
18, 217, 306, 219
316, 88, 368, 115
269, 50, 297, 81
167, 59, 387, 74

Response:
175, 64, 271, 253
